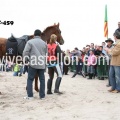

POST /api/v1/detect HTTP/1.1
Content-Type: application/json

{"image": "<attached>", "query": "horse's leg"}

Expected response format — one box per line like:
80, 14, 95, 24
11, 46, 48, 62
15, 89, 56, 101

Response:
34, 74, 39, 92
0, 92, 2, 95
26, 75, 39, 92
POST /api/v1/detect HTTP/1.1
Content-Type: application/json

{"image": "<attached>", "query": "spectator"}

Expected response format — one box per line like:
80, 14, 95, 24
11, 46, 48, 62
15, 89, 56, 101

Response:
90, 43, 95, 52
23, 29, 47, 99
105, 29, 120, 93
63, 49, 70, 75
94, 45, 102, 56
18, 63, 23, 77
102, 42, 106, 48
87, 50, 96, 79
105, 38, 114, 87
115, 22, 120, 32
13, 63, 20, 76
72, 56, 85, 78
70, 47, 81, 58
6, 60, 13, 72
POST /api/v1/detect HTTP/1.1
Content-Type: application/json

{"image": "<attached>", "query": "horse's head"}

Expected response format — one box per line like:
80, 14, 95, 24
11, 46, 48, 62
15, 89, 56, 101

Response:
42, 23, 64, 45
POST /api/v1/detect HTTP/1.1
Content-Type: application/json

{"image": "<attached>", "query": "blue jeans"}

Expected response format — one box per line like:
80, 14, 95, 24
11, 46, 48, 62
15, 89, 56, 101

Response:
23, 65, 28, 74
13, 72, 18, 76
109, 66, 120, 91
27, 66, 45, 98
87, 65, 95, 74
19, 67, 23, 75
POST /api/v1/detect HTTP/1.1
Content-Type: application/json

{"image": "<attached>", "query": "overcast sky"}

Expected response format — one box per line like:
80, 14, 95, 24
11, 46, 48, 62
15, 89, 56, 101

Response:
0, 0, 120, 50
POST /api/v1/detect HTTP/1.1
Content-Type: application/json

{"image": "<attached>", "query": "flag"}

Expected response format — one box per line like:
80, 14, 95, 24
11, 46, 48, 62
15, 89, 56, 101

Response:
104, 5, 108, 38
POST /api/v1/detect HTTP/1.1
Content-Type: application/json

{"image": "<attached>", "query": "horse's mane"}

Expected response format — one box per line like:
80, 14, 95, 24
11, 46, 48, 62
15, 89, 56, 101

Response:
26, 25, 57, 39
42, 24, 57, 33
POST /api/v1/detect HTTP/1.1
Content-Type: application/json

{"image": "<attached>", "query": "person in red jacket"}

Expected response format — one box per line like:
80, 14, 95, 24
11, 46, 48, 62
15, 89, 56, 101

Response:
47, 34, 63, 94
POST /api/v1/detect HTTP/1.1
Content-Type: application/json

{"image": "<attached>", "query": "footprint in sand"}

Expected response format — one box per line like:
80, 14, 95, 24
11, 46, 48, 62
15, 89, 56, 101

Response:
2, 104, 11, 108
0, 102, 5, 105
73, 115, 79, 118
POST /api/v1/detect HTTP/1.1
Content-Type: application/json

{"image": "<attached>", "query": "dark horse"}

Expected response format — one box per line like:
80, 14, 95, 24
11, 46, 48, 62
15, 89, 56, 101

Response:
0, 23, 64, 93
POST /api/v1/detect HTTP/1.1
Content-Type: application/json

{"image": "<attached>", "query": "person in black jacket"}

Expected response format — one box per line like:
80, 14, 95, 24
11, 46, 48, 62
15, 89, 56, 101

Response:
71, 57, 86, 78
94, 46, 102, 56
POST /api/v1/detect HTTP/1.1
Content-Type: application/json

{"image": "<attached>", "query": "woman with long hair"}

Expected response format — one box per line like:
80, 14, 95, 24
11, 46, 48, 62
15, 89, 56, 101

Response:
47, 34, 63, 94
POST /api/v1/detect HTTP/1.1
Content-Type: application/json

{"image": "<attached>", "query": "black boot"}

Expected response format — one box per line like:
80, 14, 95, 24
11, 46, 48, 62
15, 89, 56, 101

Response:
87, 73, 92, 79
47, 79, 53, 94
18, 73, 22, 77
54, 77, 63, 94
71, 73, 77, 78
99, 77, 104, 80
90, 73, 93, 79
87, 73, 90, 79
92, 74, 95, 79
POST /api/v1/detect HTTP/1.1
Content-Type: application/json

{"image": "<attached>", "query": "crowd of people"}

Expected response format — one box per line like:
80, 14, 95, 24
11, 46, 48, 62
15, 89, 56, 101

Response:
0, 60, 28, 77
62, 22, 120, 93
0, 22, 120, 98
63, 39, 113, 80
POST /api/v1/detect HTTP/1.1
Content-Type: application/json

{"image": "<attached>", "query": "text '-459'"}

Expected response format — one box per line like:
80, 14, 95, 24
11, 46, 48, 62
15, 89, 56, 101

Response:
0, 21, 14, 25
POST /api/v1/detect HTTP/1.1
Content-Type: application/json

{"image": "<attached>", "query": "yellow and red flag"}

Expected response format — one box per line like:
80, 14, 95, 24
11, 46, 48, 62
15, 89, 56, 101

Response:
104, 5, 108, 38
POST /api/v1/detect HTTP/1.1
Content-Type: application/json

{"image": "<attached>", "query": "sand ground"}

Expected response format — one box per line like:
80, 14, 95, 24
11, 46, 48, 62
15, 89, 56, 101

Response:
0, 71, 120, 120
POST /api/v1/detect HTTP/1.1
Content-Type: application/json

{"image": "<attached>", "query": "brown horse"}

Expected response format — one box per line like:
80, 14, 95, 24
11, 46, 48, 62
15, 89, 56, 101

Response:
0, 23, 64, 92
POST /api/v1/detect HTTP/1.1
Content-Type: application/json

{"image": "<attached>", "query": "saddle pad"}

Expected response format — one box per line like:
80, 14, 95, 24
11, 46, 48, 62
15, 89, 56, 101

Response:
6, 36, 18, 56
